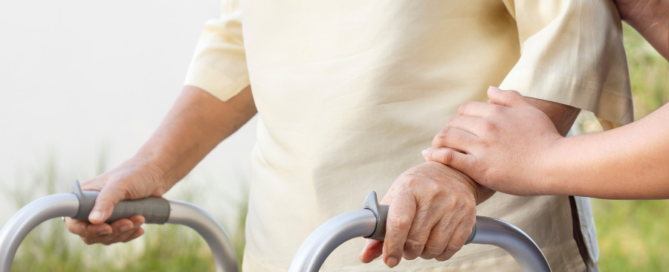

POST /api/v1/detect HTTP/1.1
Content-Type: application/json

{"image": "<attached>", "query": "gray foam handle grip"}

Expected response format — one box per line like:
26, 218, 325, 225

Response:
69, 180, 170, 224
363, 191, 476, 244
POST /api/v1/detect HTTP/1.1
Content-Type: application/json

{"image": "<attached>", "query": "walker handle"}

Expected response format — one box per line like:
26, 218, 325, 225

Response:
0, 181, 239, 272
69, 180, 170, 224
288, 191, 551, 272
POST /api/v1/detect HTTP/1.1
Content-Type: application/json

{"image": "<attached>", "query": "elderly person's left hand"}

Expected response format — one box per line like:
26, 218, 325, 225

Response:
359, 161, 492, 268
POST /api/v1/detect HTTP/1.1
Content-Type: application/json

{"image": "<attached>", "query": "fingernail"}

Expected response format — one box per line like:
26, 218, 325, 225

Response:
489, 86, 501, 91
387, 257, 398, 268
98, 229, 112, 236
422, 149, 428, 158
119, 225, 132, 232
89, 211, 103, 221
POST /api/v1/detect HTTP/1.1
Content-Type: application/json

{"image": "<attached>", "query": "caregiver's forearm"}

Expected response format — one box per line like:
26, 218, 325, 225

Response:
134, 85, 256, 189
543, 103, 669, 199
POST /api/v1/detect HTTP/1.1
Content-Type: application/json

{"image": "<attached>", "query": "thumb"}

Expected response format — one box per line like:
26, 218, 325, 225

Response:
487, 86, 531, 108
89, 185, 125, 224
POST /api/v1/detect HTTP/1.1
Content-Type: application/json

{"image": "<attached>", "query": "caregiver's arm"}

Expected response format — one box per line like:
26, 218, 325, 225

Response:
359, 96, 578, 268
424, 87, 669, 199
65, 86, 256, 245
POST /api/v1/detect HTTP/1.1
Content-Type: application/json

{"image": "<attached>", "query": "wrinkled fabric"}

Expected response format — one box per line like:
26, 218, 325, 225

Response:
184, 0, 631, 271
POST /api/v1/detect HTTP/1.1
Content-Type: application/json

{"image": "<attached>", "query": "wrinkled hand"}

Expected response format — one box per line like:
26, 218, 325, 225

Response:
65, 159, 168, 245
423, 87, 562, 196
359, 162, 481, 268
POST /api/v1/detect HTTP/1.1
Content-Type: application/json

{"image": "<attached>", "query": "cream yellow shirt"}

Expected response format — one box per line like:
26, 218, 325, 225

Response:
185, 0, 632, 271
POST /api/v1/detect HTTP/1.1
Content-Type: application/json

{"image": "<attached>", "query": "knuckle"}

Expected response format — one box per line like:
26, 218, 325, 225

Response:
446, 243, 463, 253
439, 150, 454, 164
421, 245, 443, 258
404, 238, 425, 253
458, 102, 471, 115
482, 120, 497, 133
389, 215, 412, 231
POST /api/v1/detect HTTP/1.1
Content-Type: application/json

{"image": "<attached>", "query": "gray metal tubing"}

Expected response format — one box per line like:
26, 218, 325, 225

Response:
287, 210, 377, 272
165, 200, 238, 272
0, 194, 80, 272
288, 213, 550, 272
0, 195, 238, 272
470, 216, 550, 272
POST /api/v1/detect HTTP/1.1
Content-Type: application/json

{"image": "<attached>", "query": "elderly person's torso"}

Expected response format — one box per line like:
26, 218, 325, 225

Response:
185, 0, 632, 271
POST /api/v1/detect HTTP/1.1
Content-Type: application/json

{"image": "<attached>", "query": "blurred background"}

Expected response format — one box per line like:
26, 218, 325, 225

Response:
0, 1, 667, 271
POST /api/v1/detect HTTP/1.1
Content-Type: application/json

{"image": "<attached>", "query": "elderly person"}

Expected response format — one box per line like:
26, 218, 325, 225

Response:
66, 0, 631, 271
424, 0, 669, 199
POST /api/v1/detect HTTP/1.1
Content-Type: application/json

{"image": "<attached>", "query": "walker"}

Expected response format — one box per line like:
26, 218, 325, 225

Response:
0, 181, 551, 272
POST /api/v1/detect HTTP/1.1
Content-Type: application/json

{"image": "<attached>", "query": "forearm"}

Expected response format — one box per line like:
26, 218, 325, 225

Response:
618, 0, 669, 59
525, 97, 580, 136
543, 104, 669, 199
132, 85, 256, 190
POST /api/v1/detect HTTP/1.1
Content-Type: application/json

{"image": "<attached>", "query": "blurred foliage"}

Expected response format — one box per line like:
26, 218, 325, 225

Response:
7, 150, 242, 272
3, 21, 668, 272
591, 23, 669, 272
623, 23, 669, 119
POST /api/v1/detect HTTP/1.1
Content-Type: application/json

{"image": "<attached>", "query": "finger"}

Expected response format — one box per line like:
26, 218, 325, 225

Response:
402, 204, 440, 260
121, 216, 146, 242
111, 215, 145, 244
123, 228, 145, 243
359, 239, 384, 263
114, 226, 141, 244
89, 183, 127, 224
383, 192, 416, 268
446, 115, 498, 137
431, 125, 478, 151
101, 218, 136, 245
65, 217, 113, 237
422, 148, 475, 173
420, 215, 460, 259
435, 218, 475, 262
487, 86, 532, 108
457, 101, 506, 117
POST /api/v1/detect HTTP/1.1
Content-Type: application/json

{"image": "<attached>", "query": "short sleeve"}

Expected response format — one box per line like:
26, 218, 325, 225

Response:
499, 0, 633, 125
184, 0, 249, 101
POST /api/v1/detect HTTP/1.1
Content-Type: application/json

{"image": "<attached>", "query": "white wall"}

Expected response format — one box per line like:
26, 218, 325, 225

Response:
0, 0, 256, 231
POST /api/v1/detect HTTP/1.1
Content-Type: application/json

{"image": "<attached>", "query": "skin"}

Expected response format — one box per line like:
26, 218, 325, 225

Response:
360, 98, 578, 267
422, 0, 669, 200
67, 84, 577, 268
65, 85, 257, 244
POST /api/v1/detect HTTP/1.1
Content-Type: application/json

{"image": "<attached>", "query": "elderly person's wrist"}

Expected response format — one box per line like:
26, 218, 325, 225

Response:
122, 154, 173, 193
435, 162, 493, 204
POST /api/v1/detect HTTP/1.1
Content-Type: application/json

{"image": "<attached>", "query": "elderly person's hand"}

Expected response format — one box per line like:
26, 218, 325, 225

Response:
359, 161, 490, 268
64, 158, 168, 245
422, 87, 562, 196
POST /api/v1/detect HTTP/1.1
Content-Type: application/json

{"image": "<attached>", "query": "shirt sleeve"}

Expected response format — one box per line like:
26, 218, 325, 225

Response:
184, 0, 249, 101
500, 0, 633, 125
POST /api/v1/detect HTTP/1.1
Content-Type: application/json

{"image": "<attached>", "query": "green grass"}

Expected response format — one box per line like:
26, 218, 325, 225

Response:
590, 24, 669, 272
5, 151, 239, 272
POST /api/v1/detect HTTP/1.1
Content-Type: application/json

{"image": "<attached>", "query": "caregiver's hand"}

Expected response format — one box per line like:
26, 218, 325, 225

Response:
359, 162, 487, 268
64, 158, 168, 244
422, 87, 563, 196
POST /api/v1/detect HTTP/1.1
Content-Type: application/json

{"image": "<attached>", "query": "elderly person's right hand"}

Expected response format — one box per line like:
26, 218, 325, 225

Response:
64, 158, 168, 245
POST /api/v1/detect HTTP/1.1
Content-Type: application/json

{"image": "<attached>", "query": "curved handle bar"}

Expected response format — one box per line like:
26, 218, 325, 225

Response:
0, 181, 238, 272
288, 191, 551, 272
